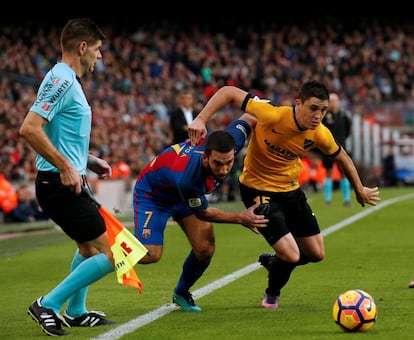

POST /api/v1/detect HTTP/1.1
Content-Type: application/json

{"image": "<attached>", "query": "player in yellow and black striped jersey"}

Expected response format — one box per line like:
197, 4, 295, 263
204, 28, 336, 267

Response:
189, 80, 380, 309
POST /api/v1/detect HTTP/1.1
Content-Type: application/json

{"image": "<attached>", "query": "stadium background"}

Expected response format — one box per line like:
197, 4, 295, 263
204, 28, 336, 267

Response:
1, 14, 414, 211
2, 13, 414, 339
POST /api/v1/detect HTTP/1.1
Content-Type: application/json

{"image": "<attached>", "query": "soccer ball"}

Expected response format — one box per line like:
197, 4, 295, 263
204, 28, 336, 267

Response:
332, 289, 377, 332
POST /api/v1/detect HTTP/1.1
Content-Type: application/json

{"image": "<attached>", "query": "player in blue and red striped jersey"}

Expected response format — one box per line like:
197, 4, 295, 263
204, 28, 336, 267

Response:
133, 113, 268, 312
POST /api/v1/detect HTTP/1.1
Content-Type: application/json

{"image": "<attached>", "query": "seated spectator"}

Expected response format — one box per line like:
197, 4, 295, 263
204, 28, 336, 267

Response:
5, 184, 48, 223
0, 172, 18, 223
112, 160, 131, 180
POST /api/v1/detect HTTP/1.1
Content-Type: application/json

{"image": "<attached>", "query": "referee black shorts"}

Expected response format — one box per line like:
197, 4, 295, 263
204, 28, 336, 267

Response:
239, 183, 320, 246
35, 171, 106, 243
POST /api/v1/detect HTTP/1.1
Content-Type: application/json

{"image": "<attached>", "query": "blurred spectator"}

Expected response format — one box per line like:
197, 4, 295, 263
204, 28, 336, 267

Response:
1, 17, 414, 184
112, 160, 131, 179
4, 184, 48, 223
0, 171, 18, 223
381, 149, 397, 186
300, 152, 326, 193
321, 93, 353, 207
169, 90, 199, 144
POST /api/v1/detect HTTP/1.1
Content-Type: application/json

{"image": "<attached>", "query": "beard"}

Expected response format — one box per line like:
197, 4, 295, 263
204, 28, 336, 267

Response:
214, 176, 226, 184
206, 164, 226, 184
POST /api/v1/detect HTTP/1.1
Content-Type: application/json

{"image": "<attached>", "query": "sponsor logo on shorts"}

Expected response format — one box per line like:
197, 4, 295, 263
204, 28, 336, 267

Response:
188, 198, 202, 208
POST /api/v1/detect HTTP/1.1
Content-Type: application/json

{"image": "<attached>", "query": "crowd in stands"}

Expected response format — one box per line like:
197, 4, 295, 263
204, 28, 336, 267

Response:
0, 172, 47, 223
1, 16, 414, 218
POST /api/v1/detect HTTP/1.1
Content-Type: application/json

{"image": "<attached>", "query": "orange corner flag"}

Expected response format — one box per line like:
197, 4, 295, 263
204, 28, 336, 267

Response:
100, 205, 149, 294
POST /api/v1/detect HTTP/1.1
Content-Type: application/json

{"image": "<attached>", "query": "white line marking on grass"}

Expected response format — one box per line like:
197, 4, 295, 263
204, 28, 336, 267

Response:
91, 193, 414, 340
323, 193, 414, 236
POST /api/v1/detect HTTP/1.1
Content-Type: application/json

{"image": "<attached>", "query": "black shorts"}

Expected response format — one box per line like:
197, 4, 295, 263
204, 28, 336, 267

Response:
239, 183, 320, 246
35, 171, 106, 243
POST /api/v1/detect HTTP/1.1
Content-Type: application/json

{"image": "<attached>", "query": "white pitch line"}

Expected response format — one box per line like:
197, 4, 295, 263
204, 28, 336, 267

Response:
91, 193, 414, 340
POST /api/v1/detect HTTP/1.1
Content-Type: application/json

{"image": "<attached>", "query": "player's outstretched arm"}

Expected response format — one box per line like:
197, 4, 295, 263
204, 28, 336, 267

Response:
189, 86, 248, 145
195, 202, 268, 234
334, 149, 380, 207
355, 186, 381, 207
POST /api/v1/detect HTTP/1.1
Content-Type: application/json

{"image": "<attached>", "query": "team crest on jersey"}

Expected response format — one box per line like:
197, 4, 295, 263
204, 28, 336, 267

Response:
188, 198, 202, 208
303, 139, 314, 149
142, 228, 151, 239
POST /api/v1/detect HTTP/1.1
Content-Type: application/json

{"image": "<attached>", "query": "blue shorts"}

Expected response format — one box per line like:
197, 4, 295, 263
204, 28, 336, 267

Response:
133, 190, 193, 245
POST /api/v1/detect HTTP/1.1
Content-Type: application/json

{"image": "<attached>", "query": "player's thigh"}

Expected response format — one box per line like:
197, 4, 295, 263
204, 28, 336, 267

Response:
77, 233, 112, 256
295, 234, 325, 261
133, 193, 172, 262
272, 232, 300, 262
179, 214, 215, 255
133, 195, 171, 246
240, 183, 290, 246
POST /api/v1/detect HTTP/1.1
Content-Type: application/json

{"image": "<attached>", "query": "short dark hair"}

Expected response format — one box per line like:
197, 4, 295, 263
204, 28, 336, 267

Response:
204, 131, 235, 156
298, 80, 329, 102
61, 18, 105, 52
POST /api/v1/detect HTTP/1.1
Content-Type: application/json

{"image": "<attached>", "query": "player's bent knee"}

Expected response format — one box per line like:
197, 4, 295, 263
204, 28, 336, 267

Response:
138, 246, 163, 264
309, 251, 325, 262
196, 243, 215, 255
278, 252, 300, 263
138, 254, 160, 264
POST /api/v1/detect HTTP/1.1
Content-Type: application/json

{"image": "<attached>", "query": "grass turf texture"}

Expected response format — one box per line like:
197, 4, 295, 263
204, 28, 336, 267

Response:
1, 186, 413, 339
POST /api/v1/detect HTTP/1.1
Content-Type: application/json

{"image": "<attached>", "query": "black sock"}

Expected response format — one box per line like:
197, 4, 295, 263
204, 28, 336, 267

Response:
267, 258, 296, 296
266, 252, 311, 295
296, 252, 311, 266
